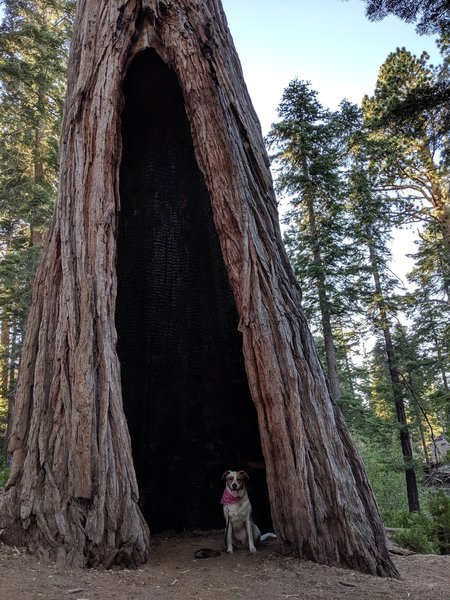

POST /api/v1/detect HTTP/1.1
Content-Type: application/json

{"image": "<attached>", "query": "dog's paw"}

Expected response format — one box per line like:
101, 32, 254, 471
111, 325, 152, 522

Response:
227, 547, 233, 554
249, 546, 257, 553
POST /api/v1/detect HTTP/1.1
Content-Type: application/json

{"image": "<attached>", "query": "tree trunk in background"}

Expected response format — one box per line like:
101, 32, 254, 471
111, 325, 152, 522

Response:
1, 320, 9, 399
1, 320, 9, 458
0, 0, 398, 576
305, 186, 341, 401
30, 89, 47, 247
368, 241, 420, 513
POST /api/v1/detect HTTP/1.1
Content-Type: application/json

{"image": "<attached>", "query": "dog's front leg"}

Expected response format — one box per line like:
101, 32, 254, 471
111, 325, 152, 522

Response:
225, 513, 233, 554
246, 516, 257, 553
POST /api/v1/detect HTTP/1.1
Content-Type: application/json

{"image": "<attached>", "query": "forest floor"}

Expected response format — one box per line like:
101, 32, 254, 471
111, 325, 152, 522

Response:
1, 531, 449, 600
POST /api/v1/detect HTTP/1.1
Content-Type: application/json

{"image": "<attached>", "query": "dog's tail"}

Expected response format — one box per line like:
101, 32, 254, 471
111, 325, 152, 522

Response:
260, 532, 277, 542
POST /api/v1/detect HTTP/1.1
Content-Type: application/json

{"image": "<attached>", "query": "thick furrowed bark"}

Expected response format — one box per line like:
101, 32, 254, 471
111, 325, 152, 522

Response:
0, 0, 398, 576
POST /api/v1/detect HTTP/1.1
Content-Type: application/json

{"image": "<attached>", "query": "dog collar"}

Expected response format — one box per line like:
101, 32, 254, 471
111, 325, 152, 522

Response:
221, 488, 242, 505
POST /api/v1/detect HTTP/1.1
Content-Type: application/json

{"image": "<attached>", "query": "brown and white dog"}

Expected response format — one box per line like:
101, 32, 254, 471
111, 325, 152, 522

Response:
221, 470, 261, 553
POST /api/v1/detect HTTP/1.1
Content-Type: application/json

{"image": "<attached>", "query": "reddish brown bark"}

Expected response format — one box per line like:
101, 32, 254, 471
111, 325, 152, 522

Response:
0, 0, 398, 576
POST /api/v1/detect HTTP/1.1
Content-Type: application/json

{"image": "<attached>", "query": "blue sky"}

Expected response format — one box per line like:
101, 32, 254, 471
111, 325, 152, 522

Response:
222, 0, 441, 133
221, 0, 441, 279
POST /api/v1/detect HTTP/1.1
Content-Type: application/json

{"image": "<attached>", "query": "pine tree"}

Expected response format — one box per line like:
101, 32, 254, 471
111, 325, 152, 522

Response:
0, 0, 74, 244
405, 247, 450, 435
267, 83, 364, 401
0, 0, 74, 431
362, 47, 450, 444
392, 322, 445, 463
346, 135, 421, 512
360, 0, 450, 38
363, 48, 450, 298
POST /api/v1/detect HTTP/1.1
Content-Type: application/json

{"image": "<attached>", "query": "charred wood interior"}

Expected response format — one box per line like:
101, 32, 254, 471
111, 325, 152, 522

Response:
116, 49, 271, 533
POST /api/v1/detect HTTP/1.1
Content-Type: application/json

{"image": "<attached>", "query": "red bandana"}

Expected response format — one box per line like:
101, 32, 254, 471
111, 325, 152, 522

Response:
221, 488, 241, 505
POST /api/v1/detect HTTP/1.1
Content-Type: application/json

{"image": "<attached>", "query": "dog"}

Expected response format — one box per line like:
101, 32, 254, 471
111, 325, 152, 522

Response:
221, 470, 261, 553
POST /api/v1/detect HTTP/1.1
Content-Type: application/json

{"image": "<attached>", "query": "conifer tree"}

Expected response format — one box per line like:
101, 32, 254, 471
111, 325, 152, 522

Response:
0, 0, 74, 424
0, 0, 74, 245
361, 0, 450, 37
267, 82, 364, 401
362, 47, 450, 447
347, 142, 421, 512
405, 246, 450, 435
363, 49, 450, 298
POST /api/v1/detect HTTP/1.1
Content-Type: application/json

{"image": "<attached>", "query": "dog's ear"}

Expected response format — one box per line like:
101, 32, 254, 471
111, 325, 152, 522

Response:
238, 470, 249, 480
222, 470, 231, 480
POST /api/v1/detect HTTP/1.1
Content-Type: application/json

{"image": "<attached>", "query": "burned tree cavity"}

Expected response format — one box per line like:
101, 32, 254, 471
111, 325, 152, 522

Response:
116, 49, 270, 532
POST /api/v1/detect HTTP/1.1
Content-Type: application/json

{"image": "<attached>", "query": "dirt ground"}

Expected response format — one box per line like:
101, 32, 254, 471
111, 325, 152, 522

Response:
1, 531, 449, 600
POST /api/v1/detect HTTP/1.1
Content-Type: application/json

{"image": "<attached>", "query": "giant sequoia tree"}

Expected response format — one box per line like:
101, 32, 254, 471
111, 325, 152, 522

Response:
0, 0, 398, 577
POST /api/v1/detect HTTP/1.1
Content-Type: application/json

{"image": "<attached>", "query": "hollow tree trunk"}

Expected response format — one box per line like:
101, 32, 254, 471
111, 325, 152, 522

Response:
0, 0, 398, 576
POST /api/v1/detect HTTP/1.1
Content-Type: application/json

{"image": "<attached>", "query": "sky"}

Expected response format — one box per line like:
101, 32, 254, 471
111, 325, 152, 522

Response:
221, 0, 441, 281
221, 0, 441, 134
